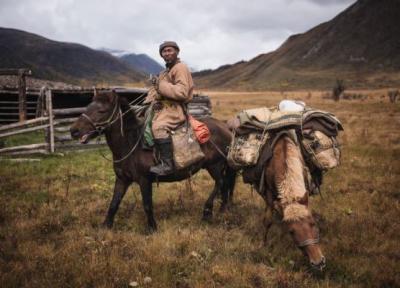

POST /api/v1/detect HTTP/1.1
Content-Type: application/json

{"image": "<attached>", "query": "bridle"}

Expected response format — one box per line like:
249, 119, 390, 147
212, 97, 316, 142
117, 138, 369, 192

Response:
292, 219, 320, 248
297, 236, 319, 248
290, 222, 325, 270
81, 95, 121, 134
79, 92, 148, 163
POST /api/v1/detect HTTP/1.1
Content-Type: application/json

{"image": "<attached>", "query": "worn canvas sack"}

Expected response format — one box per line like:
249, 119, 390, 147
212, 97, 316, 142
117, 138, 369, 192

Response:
302, 130, 340, 171
171, 124, 205, 170
227, 132, 269, 169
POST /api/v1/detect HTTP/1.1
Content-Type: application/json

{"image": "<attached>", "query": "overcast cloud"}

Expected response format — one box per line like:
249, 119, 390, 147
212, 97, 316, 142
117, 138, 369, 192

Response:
0, 0, 355, 71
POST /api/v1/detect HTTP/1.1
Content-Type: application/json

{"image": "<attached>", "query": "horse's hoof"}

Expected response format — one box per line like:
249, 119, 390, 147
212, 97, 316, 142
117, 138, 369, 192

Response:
145, 226, 157, 235
219, 205, 227, 214
202, 213, 213, 223
102, 221, 113, 229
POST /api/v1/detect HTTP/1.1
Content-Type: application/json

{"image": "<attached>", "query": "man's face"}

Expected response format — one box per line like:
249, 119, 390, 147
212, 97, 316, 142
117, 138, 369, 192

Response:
161, 47, 178, 64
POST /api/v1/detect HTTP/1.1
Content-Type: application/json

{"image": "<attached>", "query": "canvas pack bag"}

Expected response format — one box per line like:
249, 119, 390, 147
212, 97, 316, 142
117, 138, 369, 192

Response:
302, 130, 341, 171
171, 124, 205, 170
227, 132, 269, 169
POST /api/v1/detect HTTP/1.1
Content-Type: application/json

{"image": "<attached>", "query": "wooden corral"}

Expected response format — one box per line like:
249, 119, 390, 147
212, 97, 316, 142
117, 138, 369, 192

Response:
0, 87, 212, 158
0, 69, 32, 122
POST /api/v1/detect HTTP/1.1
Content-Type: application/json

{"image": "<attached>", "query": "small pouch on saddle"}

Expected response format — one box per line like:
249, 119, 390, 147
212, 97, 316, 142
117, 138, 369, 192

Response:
171, 124, 205, 170
227, 132, 269, 169
302, 130, 341, 171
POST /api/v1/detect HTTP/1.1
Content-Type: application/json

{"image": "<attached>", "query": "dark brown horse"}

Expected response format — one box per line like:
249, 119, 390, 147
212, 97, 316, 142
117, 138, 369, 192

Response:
70, 90, 236, 232
242, 134, 325, 270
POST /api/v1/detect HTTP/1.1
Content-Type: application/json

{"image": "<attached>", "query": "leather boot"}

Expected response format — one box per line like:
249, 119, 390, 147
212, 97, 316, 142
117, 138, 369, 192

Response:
150, 137, 175, 176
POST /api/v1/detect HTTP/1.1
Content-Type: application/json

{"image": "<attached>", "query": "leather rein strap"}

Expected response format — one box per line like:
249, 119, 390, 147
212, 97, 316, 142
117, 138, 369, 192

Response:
80, 92, 147, 163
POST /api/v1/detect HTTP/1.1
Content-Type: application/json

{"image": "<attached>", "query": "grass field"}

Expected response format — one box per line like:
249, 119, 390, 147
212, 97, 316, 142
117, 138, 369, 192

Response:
0, 90, 399, 287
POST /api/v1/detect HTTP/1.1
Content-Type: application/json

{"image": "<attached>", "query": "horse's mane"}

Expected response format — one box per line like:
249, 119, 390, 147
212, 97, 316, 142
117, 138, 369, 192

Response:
283, 203, 311, 222
275, 137, 309, 222
119, 96, 144, 129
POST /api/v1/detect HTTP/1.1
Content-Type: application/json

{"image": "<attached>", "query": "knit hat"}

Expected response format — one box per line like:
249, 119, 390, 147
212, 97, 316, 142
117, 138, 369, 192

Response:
159, 41, 180, 55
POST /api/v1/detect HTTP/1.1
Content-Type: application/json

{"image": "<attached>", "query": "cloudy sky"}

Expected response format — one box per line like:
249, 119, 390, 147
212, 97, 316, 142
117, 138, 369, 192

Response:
0, 0, 355, 71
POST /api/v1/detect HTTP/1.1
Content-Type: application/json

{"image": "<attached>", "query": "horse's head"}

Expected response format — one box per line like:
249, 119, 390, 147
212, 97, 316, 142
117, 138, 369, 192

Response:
70, 90, 119, 143
284, 204, 326, 271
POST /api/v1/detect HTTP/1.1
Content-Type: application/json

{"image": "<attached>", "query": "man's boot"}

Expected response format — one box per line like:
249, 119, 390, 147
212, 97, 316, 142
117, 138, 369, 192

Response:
150, 137, 175, 176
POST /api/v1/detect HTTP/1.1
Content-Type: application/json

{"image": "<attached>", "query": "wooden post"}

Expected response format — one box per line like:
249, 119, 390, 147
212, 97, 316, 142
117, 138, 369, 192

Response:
18, 69, 27, 122
45, 89, 55, 153
36, 86, 46, 118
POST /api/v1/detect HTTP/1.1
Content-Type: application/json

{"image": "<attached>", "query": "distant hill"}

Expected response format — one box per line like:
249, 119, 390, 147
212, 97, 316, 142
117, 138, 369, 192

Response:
0, 28, 145, 85
100, 48, 163, 75
120, 54, 163, 75
194, 0, 400, 90
99, 48, 132, 58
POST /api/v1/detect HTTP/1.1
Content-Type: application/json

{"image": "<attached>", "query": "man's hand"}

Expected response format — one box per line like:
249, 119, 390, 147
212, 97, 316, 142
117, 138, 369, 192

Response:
146, 74, 159, 88
155, 93, 163, 100
150, 75, 159, 87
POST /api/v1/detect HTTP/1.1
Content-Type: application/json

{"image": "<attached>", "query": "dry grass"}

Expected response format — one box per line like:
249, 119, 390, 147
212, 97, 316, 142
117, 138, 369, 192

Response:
1, 89, 399, 287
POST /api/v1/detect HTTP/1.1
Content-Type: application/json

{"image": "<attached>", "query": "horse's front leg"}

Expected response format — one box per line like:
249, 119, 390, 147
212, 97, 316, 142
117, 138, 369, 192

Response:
103, 177, 130, 228
263, 204, 273, 246
139, 178, 157, 233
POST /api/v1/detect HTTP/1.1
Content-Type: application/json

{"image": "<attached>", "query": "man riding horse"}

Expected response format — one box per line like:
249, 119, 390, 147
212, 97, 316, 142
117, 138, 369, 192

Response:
145, 41, 194, 176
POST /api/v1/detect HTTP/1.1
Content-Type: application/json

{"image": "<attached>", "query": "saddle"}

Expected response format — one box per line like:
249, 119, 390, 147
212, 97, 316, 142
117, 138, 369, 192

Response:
170, 120, 205, 170
227, 104, 343, 195
143, 108, 210, 170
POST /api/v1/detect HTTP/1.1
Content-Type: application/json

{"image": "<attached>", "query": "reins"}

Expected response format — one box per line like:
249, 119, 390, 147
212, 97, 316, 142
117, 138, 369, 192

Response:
82, 91, 147, 131
97, 130, 143, 163
81, 91, 148, 163
208, 138, 229, 159
81, 95, 120, 131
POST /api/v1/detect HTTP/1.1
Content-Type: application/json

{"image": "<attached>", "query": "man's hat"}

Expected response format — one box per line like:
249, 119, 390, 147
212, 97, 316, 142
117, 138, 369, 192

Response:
159, 41, 180, 55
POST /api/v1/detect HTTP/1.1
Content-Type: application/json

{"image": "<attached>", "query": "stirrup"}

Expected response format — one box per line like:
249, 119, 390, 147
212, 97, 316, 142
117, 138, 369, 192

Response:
150, 162, 174, 176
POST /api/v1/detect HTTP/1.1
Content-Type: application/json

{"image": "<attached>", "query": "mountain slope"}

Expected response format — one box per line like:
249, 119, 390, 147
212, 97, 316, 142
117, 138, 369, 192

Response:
0, 28, 145, 84
195, 0, 400, 90
120, 53, 163, 75
99, 48, 163, 75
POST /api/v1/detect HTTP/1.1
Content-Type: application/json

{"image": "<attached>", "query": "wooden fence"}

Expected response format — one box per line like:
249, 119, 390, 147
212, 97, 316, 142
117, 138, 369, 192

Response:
0, 87, 40, 124
0, 69, 32, 122
0, 87, 212, 158
0, 88, 101, 157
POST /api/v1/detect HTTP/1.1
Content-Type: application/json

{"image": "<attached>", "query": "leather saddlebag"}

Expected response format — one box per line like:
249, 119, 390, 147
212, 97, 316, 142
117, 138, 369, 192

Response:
171, 124, 205, 170
302, 130, 341, 171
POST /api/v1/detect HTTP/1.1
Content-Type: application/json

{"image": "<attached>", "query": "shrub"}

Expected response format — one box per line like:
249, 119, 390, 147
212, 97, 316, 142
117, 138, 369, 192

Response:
332, 79, 345, 101
388, 90, 399, 103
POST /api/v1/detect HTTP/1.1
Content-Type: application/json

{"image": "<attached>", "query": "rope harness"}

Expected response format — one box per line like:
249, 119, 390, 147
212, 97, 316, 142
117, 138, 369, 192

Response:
294, 223, 320, 248
297, 236, 320, 248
